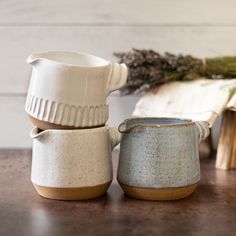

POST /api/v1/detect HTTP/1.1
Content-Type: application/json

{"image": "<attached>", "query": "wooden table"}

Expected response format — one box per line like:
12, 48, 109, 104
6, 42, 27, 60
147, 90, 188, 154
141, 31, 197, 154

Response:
0, 150, 236, 236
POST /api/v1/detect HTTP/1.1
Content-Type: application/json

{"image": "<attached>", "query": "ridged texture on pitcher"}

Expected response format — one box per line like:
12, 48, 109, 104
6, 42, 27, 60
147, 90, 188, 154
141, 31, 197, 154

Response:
25, 51, 128, 128
25, 94, 108, 127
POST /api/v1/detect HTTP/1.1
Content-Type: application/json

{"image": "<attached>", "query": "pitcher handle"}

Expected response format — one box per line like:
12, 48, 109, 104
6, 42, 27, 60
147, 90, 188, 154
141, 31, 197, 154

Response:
109, 127, 121, 150
195, 121, 210, 144
107, 63, 128, 94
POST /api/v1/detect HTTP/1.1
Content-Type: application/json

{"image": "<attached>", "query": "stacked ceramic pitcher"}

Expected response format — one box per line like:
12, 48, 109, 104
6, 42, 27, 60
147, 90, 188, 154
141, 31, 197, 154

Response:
25, 51, 127, 200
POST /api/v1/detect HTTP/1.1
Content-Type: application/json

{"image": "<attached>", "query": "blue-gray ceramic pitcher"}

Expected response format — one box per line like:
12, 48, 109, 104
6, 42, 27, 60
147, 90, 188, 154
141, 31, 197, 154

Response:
117, 117, 210, 201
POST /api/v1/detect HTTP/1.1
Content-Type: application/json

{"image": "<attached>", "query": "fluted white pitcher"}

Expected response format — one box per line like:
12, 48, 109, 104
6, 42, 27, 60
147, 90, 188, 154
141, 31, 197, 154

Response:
25, 51, 128, 129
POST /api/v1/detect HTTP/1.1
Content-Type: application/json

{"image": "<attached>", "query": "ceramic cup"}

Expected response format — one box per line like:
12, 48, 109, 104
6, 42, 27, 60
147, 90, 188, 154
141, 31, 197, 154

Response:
117, 117, 210, 201
30, 126, 121, 200
25, 51, 128, 130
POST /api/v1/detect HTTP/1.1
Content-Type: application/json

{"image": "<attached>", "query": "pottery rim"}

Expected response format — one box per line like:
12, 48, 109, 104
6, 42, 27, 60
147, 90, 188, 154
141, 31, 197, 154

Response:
27, 50, 111, 68
30, 125, 112, 139
118, 117, 197, 133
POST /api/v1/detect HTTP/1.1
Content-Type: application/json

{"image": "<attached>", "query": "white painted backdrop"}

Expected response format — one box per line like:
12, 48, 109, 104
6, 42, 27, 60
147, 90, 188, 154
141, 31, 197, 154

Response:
0, 0, 236, 148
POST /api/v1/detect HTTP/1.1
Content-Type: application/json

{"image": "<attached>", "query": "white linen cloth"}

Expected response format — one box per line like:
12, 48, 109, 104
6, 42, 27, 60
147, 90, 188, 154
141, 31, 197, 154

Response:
133, 79, 236, 127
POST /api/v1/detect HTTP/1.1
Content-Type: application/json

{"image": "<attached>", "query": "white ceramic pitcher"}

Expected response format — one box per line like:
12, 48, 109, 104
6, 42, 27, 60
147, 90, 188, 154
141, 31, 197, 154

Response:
30, 126, 121, 200
25, 51, 128, 129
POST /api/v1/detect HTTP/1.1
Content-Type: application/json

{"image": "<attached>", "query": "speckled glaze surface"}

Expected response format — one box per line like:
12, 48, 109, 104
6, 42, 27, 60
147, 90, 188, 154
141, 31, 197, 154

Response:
30, 126, 121, 191
25, 51, 128, 129
117, 117, 210, 200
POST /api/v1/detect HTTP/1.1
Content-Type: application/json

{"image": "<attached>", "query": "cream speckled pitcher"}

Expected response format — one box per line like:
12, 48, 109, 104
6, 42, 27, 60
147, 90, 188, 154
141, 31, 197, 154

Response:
117, 117, 210, 201
25, 51, 128, 130
30, 126, 121, 200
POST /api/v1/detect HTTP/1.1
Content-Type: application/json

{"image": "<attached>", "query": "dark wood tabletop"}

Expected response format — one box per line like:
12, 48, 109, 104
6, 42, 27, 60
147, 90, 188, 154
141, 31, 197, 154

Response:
0, 149, 236, 236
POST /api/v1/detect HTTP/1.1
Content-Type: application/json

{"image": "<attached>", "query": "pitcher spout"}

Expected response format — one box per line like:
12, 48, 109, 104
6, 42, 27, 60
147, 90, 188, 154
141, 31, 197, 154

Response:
27, 52, 45, 64
118, 118, 138, 133
30, 127, 49, 139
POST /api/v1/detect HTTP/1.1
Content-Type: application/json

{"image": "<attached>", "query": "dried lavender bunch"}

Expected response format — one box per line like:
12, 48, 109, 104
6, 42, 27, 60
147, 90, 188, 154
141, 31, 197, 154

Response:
114, 48, 236, 95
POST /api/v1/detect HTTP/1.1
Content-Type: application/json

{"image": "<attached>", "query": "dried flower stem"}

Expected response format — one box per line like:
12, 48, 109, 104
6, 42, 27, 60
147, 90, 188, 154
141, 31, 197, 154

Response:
114, 48, 236, 95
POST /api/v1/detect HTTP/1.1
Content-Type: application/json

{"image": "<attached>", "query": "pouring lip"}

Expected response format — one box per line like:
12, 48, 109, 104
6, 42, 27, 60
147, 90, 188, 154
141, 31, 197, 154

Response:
27, 50, 111, 68
118, 117, 195, 132
30, 125, 110, 138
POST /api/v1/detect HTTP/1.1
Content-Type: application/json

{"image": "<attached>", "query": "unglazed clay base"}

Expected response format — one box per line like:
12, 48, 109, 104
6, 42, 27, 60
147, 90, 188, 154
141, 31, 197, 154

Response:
33, 181, 111, 200
119, 182, 199, 201
28, 115, 104, 130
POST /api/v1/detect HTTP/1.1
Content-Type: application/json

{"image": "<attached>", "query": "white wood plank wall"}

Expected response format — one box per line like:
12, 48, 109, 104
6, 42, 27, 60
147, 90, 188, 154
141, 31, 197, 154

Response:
0, 0, 236, 148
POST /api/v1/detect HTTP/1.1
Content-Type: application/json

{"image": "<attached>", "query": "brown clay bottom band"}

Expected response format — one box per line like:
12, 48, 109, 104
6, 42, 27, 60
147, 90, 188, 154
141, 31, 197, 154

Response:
119, 182, 199, 201
28, 115, 105, 130
33, 181, 112, 200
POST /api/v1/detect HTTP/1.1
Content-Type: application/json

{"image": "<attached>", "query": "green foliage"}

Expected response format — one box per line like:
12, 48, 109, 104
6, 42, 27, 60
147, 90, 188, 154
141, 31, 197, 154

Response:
206, 57, 236, 79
